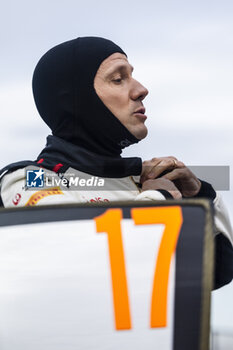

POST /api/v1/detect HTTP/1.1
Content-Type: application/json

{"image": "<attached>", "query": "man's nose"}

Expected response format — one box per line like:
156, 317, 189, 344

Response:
130, 79, 149, 101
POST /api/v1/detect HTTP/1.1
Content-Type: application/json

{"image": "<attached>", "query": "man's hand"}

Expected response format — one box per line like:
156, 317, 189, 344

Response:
140, 157, 201, 198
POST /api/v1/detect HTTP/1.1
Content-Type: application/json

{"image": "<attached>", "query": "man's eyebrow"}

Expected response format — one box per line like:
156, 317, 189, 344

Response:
107, 63, 134, 75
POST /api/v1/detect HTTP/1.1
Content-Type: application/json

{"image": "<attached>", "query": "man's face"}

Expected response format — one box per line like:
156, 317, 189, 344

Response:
94, 53, 149, 140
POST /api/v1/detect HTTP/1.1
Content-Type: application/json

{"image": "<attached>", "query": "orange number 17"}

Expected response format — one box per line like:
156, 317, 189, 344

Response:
95, 206, 183, 330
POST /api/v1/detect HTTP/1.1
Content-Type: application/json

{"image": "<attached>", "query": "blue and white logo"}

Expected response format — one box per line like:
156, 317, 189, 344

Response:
26, 169, 44, 188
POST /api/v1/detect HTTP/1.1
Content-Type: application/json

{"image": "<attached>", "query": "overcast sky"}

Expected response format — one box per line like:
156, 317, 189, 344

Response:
0, 0, 233, 336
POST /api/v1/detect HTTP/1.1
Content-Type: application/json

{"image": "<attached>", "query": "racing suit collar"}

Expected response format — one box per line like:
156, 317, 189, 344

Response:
36, 135, 142, 178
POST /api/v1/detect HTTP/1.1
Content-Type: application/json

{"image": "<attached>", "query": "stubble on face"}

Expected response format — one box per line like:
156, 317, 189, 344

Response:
94, 53, 148, 140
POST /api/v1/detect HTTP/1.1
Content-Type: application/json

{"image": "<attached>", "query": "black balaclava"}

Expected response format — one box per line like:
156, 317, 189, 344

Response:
32, 37, 140, 157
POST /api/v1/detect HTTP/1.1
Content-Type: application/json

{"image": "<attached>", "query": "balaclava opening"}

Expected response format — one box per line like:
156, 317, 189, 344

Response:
32, 37, 141, 157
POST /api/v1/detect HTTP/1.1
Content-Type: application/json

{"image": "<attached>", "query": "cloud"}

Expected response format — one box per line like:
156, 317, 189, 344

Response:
0, 82, 49, 167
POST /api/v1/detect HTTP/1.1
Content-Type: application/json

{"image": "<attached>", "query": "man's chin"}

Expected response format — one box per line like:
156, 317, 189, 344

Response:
134, 126, 148, 140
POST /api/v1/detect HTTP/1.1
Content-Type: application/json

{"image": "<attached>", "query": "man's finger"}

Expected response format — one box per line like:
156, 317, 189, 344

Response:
140, 158, 161, 182
141, 157, 181, 183
162, 168, 187, 181
147, 158, 178, 179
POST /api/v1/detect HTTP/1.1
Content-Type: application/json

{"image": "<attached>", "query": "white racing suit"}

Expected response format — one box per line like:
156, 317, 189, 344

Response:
0, 163, 232, 290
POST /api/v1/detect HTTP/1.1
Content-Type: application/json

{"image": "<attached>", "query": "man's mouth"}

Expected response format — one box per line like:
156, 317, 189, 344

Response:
133, 107, 147, 120
134, 107, 146, 114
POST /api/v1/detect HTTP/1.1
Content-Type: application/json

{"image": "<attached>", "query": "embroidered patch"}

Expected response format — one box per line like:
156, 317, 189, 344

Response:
89, 197, 109, 203
12, 193, 22, 206
25, 187, 63, 206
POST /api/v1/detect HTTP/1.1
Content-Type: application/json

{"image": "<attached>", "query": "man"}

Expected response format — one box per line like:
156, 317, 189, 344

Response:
0, 37, 232, 288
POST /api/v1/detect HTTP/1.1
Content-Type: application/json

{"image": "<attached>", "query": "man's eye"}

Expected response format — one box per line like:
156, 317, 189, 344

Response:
112, 78, 123, 84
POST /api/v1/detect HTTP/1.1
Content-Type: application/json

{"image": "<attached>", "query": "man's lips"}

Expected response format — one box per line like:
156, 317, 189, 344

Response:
134, 107, 146, 114
133, 107, 147, 119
